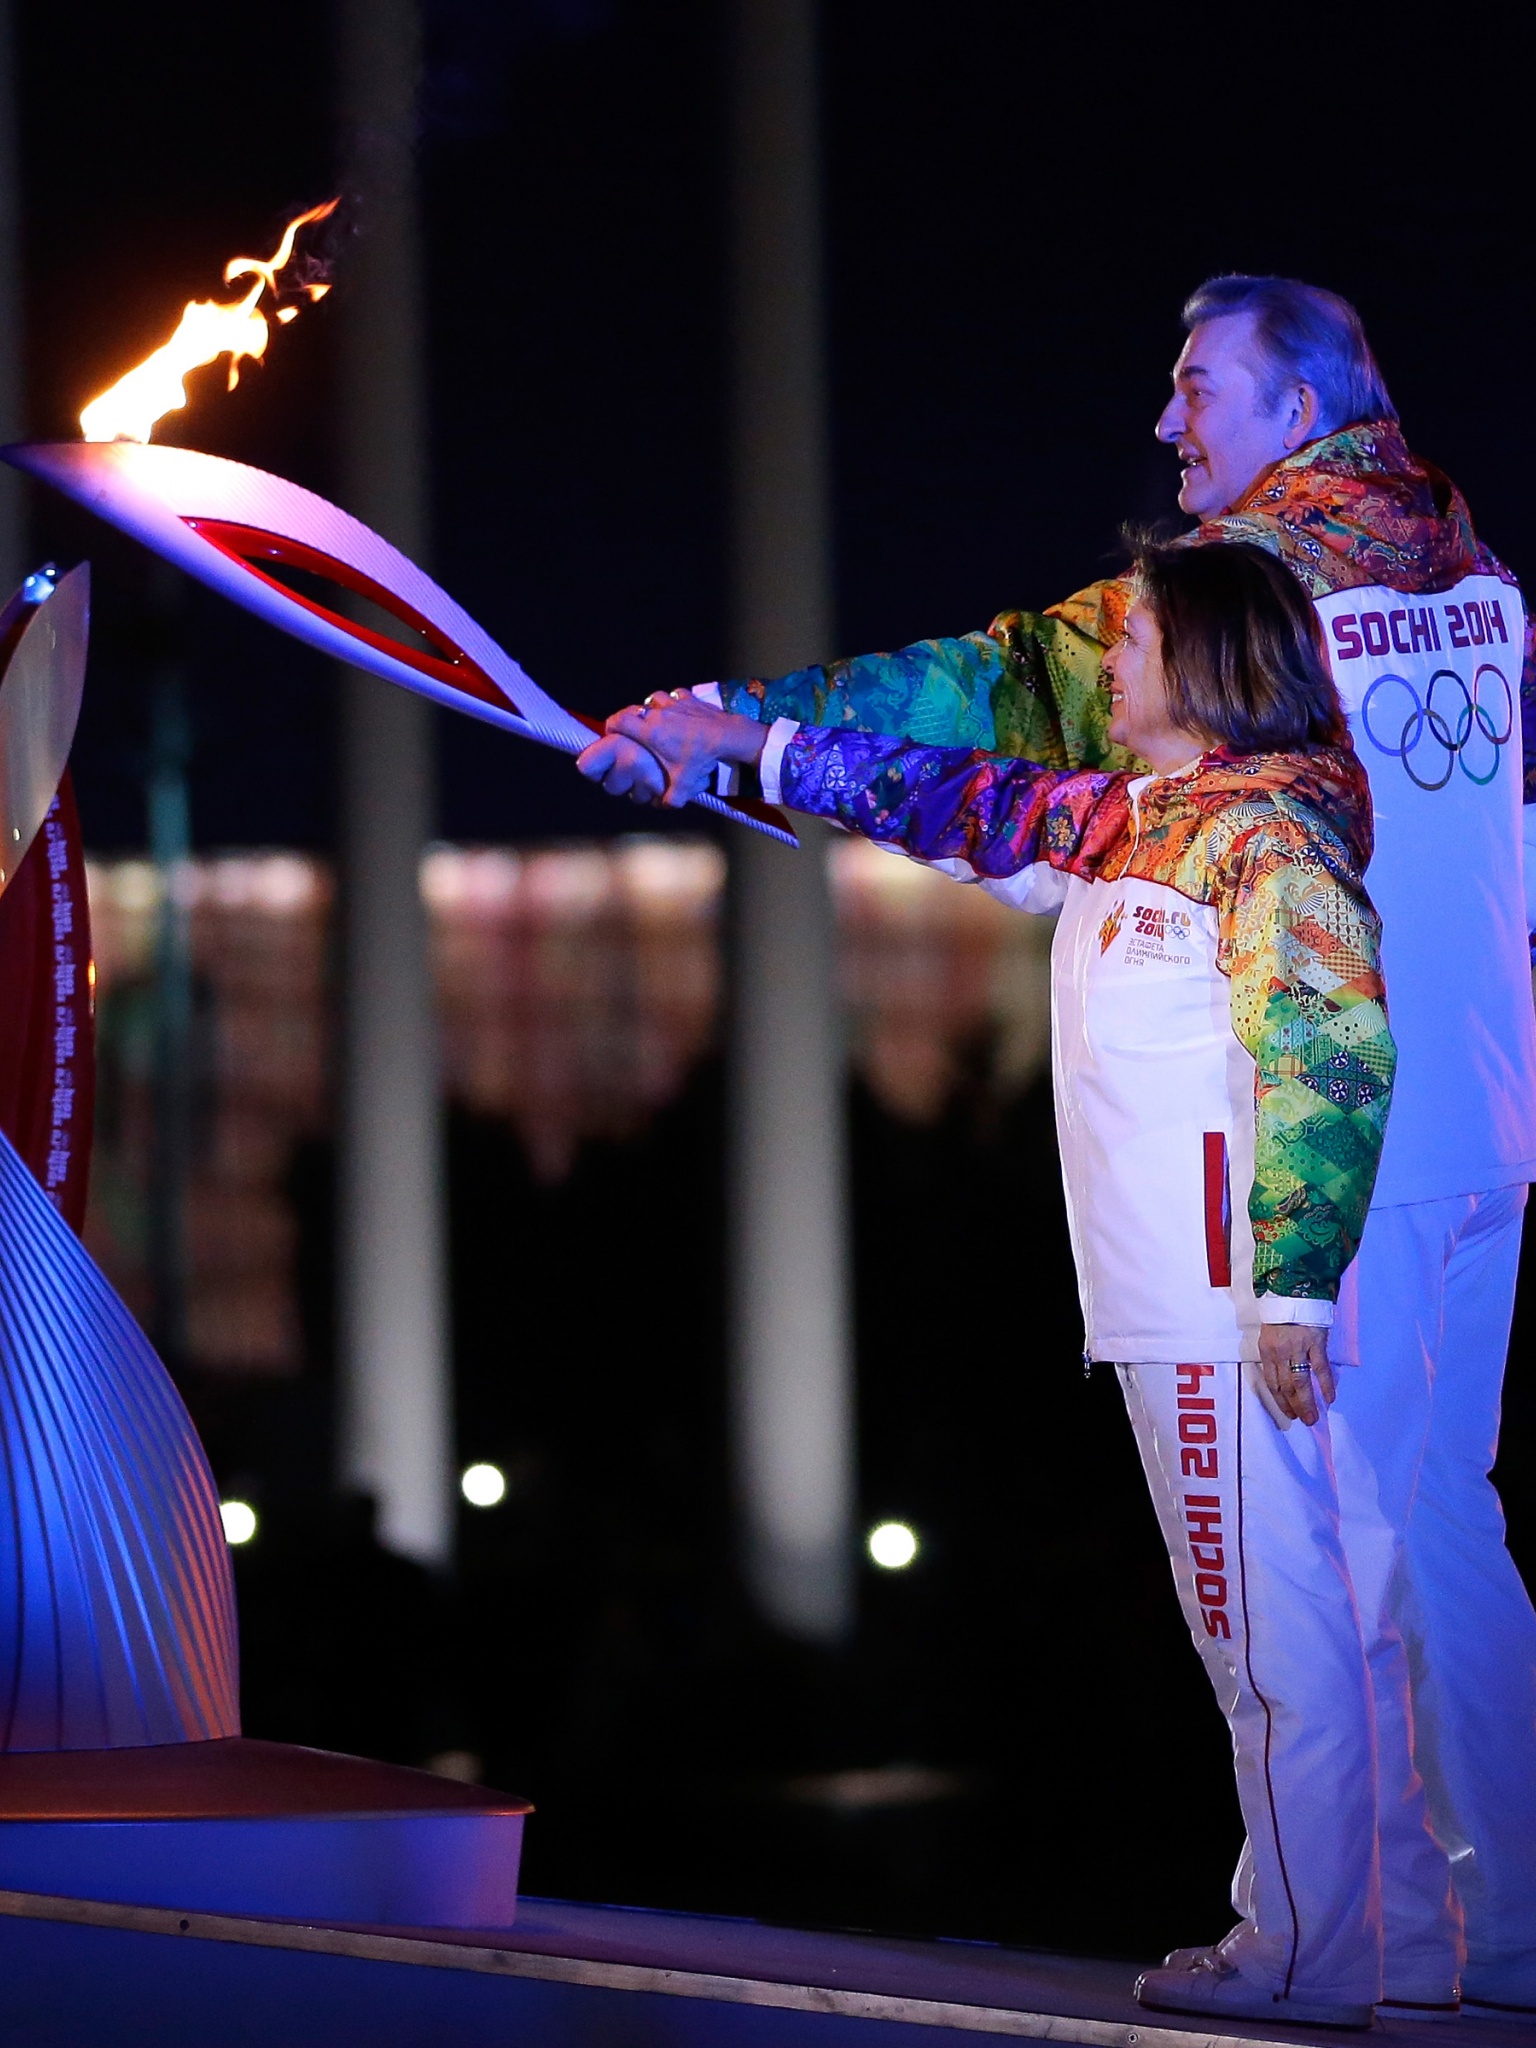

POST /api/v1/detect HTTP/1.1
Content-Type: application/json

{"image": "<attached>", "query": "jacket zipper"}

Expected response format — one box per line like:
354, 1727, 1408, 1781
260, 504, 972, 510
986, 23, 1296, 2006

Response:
1119, 777, 1147, 879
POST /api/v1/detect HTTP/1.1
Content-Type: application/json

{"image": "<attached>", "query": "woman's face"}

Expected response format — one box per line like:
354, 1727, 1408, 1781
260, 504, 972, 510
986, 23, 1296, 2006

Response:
1102, 599, 1209, 772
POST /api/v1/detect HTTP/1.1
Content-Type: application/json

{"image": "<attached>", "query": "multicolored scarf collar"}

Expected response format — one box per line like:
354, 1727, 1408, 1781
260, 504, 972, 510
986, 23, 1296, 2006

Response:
1197, 421, 1482, 598
1136, 743, 1376, 875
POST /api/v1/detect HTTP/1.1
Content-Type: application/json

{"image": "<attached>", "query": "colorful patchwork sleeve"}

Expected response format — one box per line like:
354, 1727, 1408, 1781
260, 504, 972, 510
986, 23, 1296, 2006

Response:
717, 578, 1136, 772
774, 725, 1123, 877
1219, 816, 1396, 1303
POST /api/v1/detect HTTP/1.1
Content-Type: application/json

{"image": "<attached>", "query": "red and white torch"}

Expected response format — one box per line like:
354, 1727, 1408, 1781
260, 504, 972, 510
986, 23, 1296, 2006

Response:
5, 203, 795, 844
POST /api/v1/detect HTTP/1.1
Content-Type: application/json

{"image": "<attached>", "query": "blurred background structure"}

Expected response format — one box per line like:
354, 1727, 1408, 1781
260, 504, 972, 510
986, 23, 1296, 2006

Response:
333, 0, 454, 1569
86, 840, 1052, 1372
8, 0, 1536, 1962
727, 0, 854, 1646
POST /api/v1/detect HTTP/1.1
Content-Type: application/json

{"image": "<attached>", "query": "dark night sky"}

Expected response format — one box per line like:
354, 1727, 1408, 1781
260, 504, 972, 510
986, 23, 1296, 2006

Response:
17, 1, 1536, 849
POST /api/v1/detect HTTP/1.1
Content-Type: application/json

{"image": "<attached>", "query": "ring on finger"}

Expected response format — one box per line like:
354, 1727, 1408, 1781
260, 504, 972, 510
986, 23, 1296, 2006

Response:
1287, 1362, 1311, 1376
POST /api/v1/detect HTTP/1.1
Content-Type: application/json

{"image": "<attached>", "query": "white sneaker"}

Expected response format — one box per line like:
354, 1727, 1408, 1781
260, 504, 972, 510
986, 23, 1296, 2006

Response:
1160, 1942, 1217, 1971
1136, 1955, 1373, 2030
1164, 1936, 1462, 2022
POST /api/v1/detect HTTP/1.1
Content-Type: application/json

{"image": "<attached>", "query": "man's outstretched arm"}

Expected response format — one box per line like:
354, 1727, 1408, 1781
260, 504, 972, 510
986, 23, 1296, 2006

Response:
714, 577, 1136, 773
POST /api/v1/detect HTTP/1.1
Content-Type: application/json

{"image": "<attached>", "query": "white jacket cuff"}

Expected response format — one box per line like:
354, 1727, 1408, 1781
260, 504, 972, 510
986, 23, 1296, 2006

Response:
759, 719, 801, 808
1258, 1295, 1334, 1327
980, 863, 1072, 915
690, 683, 738, 795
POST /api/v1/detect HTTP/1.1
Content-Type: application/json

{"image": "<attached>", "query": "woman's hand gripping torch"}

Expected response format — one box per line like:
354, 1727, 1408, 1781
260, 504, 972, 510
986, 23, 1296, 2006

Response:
578, 690, 770, 809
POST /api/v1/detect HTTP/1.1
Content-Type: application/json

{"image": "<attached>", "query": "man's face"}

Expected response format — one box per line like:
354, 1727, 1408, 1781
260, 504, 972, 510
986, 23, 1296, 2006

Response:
1156, 314, 1299, 519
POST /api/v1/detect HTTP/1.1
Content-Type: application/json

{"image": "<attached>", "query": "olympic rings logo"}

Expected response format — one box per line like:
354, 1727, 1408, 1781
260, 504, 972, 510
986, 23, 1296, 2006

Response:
1359, 665, 1513, 790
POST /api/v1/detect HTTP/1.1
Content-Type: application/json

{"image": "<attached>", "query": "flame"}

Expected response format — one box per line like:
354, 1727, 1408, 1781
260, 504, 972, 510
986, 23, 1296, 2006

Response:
79, 199, 339, 444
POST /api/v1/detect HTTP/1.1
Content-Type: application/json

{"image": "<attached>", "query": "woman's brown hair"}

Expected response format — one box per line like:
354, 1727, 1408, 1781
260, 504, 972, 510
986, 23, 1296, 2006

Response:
1131, 539, 1349, 754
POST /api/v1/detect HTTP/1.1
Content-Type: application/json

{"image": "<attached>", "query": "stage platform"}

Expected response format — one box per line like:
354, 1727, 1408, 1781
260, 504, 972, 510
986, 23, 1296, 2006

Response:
0, 1885, 1504, 2046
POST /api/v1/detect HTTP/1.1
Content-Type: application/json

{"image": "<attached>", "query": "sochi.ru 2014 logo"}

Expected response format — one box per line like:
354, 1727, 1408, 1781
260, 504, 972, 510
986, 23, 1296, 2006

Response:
1360, 665, 1513, 789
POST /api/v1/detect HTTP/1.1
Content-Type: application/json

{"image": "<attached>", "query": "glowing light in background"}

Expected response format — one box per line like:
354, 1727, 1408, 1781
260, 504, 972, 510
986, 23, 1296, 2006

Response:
79, 198, 338, 445
219, 1500, 258, 1545
460, 1462, 507, 1508
867, 1520, 918, 1570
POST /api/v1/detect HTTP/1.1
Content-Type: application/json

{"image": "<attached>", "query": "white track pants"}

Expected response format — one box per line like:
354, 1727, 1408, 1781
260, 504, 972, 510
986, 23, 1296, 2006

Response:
1119, 1360, 1381, 2003
1332, 1186, 1536, 1996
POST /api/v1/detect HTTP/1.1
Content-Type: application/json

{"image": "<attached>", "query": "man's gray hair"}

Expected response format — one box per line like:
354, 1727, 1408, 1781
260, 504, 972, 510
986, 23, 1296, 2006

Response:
1182, 274, 1398, 432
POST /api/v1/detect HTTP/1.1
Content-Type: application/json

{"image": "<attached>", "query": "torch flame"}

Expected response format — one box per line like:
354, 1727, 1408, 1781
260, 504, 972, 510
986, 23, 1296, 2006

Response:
79, 198, 339, 445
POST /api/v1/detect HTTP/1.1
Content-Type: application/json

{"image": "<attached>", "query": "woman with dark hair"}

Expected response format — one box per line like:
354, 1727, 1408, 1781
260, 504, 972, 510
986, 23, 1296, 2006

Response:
580, 539, 1399, 2030
1132, 537, 1350, 753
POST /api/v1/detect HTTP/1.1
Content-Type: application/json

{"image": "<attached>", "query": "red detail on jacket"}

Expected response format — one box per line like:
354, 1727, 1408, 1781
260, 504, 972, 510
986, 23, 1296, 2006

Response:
1203, 1131, 1232, 1288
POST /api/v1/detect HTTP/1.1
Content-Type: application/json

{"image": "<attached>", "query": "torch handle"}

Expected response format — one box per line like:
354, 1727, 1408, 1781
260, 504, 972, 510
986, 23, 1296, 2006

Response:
489, 707, 802, 848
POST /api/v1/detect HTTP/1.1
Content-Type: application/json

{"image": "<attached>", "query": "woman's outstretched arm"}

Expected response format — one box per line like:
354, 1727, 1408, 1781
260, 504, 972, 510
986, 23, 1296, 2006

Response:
581, 691, 1125, 880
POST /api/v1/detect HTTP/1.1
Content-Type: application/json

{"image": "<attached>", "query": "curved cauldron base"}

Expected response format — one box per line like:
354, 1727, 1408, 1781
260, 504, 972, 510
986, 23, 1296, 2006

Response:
0, 1739, 531, 1928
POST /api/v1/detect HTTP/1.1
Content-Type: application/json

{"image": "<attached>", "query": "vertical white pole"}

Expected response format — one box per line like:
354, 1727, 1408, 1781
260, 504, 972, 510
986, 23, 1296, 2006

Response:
334, 0, 454, 1568
0, 0, 24, 592
728, 0, 855, 1641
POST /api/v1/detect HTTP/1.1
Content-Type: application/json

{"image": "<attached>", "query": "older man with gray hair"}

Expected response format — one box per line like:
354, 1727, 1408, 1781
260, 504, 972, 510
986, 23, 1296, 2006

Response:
581, 276, 1536, 2028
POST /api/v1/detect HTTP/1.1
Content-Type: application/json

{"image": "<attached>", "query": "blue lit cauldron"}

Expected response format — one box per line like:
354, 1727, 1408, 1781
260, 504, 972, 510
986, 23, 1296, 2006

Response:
0, 564, 529, 1931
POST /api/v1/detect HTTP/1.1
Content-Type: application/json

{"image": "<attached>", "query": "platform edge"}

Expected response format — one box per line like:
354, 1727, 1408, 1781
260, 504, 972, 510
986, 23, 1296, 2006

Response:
0, 1884, 1341, 2047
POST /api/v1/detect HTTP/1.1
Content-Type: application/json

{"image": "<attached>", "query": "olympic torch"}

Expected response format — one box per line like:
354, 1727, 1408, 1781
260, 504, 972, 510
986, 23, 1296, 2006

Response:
4, 204, 796, 845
